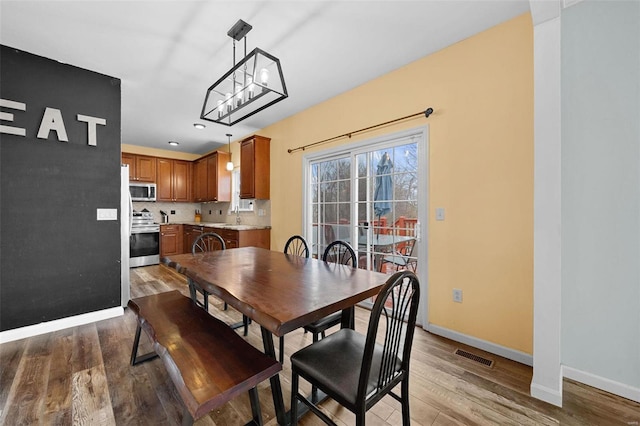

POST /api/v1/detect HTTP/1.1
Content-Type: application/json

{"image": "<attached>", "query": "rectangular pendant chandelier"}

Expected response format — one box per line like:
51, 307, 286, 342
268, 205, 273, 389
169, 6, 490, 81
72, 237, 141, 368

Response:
200, 20, 288, 126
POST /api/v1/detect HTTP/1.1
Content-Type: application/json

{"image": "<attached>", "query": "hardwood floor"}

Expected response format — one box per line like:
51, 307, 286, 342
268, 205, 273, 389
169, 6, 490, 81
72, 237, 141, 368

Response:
1, 264, 639, 425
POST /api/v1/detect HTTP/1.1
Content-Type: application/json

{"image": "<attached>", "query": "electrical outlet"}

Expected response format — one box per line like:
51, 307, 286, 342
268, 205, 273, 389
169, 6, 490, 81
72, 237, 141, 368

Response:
453, 288, 463, 303
209, 210, 212, 214
219, 210, 223, 215
170, 210, 176, 214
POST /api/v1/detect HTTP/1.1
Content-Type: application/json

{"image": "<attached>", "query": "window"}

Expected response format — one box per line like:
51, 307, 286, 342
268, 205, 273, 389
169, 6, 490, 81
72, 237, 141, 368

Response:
304, 128, 425, 269
231, 169, 254, 212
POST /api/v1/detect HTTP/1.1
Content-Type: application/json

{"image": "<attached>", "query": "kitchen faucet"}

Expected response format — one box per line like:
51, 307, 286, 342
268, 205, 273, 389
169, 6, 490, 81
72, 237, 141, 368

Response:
235, 205, 241, 224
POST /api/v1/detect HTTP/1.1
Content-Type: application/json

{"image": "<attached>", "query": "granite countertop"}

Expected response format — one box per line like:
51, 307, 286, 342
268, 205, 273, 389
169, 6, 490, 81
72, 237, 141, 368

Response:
160, 221, 271, 231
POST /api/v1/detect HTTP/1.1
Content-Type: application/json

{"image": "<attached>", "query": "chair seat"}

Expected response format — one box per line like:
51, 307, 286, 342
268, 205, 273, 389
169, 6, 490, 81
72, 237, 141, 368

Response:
291, 328, 400, 407
303, 311, 341, 334
382, 254, 410, 266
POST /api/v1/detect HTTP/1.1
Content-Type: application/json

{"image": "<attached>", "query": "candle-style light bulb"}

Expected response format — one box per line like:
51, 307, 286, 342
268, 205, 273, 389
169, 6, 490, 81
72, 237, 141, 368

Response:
236, 85, 243, 106
225, 92, 232, 111
217, 100, 224, 117
259, 68, 269, 86
247, 76, 255, 99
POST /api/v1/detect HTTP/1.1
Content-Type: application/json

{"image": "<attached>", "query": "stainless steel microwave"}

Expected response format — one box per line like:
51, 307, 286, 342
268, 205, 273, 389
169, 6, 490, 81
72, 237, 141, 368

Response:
129, 183, 156, 202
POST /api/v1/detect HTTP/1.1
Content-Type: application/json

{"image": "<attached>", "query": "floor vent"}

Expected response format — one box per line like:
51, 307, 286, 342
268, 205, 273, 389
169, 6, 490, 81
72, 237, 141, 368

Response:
454, 349, 494, 368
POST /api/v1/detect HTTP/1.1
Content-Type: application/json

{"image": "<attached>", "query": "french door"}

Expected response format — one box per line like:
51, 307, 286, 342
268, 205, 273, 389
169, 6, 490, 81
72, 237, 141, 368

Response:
303, 127, 428, 323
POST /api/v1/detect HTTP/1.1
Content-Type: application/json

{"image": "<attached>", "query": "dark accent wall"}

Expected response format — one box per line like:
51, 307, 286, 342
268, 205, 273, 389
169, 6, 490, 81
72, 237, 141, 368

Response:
0, 45, 122, 331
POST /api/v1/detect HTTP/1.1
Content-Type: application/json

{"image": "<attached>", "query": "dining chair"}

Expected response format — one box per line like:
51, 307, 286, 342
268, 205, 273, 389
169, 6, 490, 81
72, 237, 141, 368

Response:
379, 238, 417, 273
279, 235, 311, 363
284, 235, 310, 258
290, 270, 420, 426
191, 232, 250, 336
303, 240, 358, 343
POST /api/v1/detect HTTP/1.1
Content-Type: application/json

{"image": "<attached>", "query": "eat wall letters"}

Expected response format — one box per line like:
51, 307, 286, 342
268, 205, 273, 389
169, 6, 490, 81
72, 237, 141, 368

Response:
0, 98, 106, 146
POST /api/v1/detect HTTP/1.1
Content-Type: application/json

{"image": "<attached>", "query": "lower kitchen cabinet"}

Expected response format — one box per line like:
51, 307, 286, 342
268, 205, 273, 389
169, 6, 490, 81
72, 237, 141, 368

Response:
160, 224, 184, 257
183, 224, 204, 253
206, 227, 270, 250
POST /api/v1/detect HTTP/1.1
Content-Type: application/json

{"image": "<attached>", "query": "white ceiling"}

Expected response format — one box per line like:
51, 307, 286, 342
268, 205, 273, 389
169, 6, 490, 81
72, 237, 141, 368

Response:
0, 0, 530, 154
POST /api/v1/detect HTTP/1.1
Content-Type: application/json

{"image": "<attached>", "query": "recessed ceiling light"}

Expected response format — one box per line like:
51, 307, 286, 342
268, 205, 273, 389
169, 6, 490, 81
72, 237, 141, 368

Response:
193, 123, 206, 129
168, 141, 179, 146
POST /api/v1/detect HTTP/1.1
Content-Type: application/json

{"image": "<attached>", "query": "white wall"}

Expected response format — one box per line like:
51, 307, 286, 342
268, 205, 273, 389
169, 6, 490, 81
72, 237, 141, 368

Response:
561, 0, 640, 392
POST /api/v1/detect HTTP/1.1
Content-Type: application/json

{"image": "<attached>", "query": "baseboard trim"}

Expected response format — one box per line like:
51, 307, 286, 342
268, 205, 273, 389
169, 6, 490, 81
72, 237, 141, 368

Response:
427, 324, 533, 366
0, 307, 124, 344
564, 366, 640, 403
530, 381, 563, 407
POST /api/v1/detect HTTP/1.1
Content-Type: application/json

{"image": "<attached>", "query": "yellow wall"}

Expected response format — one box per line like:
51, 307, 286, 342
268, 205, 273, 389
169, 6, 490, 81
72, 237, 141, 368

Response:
257, 14, 534, 354
122, 143, 201, 161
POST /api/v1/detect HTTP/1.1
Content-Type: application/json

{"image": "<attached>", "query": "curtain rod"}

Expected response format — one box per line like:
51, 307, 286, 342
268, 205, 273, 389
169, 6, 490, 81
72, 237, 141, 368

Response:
287, 107, 433, 154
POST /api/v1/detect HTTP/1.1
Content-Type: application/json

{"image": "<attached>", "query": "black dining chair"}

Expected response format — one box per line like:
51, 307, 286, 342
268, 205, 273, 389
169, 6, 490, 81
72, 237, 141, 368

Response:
278, 235, 311, 364
290, 270, 420, 426
191, 232, 249, 336
284, 235, 310, 258
303, 240, 358, 343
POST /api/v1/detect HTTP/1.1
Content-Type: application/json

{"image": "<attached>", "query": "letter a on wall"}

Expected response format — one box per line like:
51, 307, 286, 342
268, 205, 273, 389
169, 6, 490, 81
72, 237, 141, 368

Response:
37, 107, 69, 142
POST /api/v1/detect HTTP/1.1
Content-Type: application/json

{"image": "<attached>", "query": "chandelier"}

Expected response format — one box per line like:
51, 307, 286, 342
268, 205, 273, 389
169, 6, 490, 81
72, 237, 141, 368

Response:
200, 19, 288, 126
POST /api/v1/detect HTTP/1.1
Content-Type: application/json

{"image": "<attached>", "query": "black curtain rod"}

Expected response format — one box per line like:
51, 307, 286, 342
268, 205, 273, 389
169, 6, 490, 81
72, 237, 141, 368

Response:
287, 107, 433, 154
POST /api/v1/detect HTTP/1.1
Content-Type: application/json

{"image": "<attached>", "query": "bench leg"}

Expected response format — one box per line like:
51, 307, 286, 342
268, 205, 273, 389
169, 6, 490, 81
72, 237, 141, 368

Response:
279, 336, 285, 364
130, 323, 158, 366
249, 387, 263, 426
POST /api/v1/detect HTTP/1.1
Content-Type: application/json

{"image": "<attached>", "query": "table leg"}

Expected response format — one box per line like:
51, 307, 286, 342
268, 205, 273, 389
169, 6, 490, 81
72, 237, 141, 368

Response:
260, 326, 288, 426
340, 307, 355, 330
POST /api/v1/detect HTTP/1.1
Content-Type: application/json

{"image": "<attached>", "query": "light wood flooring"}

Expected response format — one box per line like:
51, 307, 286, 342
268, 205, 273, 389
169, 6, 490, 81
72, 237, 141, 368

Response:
1, 264, 639, 425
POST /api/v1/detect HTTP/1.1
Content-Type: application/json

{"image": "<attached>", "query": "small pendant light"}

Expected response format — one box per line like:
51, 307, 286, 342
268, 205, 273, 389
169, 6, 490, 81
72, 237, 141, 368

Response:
226, 133, 234, 171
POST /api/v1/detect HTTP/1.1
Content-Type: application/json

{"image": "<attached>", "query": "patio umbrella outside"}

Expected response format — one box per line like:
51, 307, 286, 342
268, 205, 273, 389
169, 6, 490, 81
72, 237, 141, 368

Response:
373, 152, 393, 238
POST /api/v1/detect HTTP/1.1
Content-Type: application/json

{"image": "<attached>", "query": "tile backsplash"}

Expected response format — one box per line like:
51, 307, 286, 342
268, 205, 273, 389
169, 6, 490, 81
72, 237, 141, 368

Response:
132, 200, 271, 226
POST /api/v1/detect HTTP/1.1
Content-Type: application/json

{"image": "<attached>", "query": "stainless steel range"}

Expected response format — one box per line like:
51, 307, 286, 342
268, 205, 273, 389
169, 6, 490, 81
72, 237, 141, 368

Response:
130, 210, 160, 267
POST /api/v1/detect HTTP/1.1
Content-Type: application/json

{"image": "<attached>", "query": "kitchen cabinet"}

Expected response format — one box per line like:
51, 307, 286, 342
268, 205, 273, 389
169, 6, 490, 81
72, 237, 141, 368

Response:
206, 227, 270, 250
240, 135, 270, 199
207, 152, 231, 202
157, 158, 191, 202
193, 157, 208, 202
183, 224, 204, 253
122, 153, 156, 182
160, 224, 183, 257
193, 151, 231, 203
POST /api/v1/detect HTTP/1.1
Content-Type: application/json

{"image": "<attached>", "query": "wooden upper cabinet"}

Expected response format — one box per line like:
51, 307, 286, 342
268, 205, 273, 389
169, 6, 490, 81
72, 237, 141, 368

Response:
193, 157, 208, 202
240, 135, 270, 199
207, 151, 231, 202
157, 158, 191, 202
192, 152, 230, 203
122, 153, 156, 182
173, 160, 191, 202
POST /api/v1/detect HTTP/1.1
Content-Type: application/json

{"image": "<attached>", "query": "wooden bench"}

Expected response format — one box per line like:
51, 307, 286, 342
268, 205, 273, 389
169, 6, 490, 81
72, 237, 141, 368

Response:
128, 290, 282, 425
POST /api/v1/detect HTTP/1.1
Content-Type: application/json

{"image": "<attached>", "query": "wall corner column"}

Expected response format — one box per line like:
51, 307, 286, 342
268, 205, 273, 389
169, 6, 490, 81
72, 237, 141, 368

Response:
530, 0, 563, 407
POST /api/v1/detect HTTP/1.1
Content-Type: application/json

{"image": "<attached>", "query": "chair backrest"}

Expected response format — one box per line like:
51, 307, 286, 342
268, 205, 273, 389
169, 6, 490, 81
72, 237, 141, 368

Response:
284, 235, 309, 258
358, 270, 420, 401
398, 237, 416, 257
322, 240, 357, 268
192, 232, 226, 254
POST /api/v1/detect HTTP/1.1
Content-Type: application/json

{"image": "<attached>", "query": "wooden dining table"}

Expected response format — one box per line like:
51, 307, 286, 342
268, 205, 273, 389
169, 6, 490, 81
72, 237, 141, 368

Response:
163, 246, 389, 425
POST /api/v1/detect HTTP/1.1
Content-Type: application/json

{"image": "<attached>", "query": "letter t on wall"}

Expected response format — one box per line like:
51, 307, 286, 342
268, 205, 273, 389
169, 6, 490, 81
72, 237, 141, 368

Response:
77, 114, 106, 146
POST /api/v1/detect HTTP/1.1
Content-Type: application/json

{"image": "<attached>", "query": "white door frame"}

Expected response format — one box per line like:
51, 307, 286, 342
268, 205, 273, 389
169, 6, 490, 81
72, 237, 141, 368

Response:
302, 125, 429, 326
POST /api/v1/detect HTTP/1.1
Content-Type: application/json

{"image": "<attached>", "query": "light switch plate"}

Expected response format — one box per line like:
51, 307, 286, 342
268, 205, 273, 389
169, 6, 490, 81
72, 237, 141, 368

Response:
436, 207, 445, 221
97, 208, 117, 221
